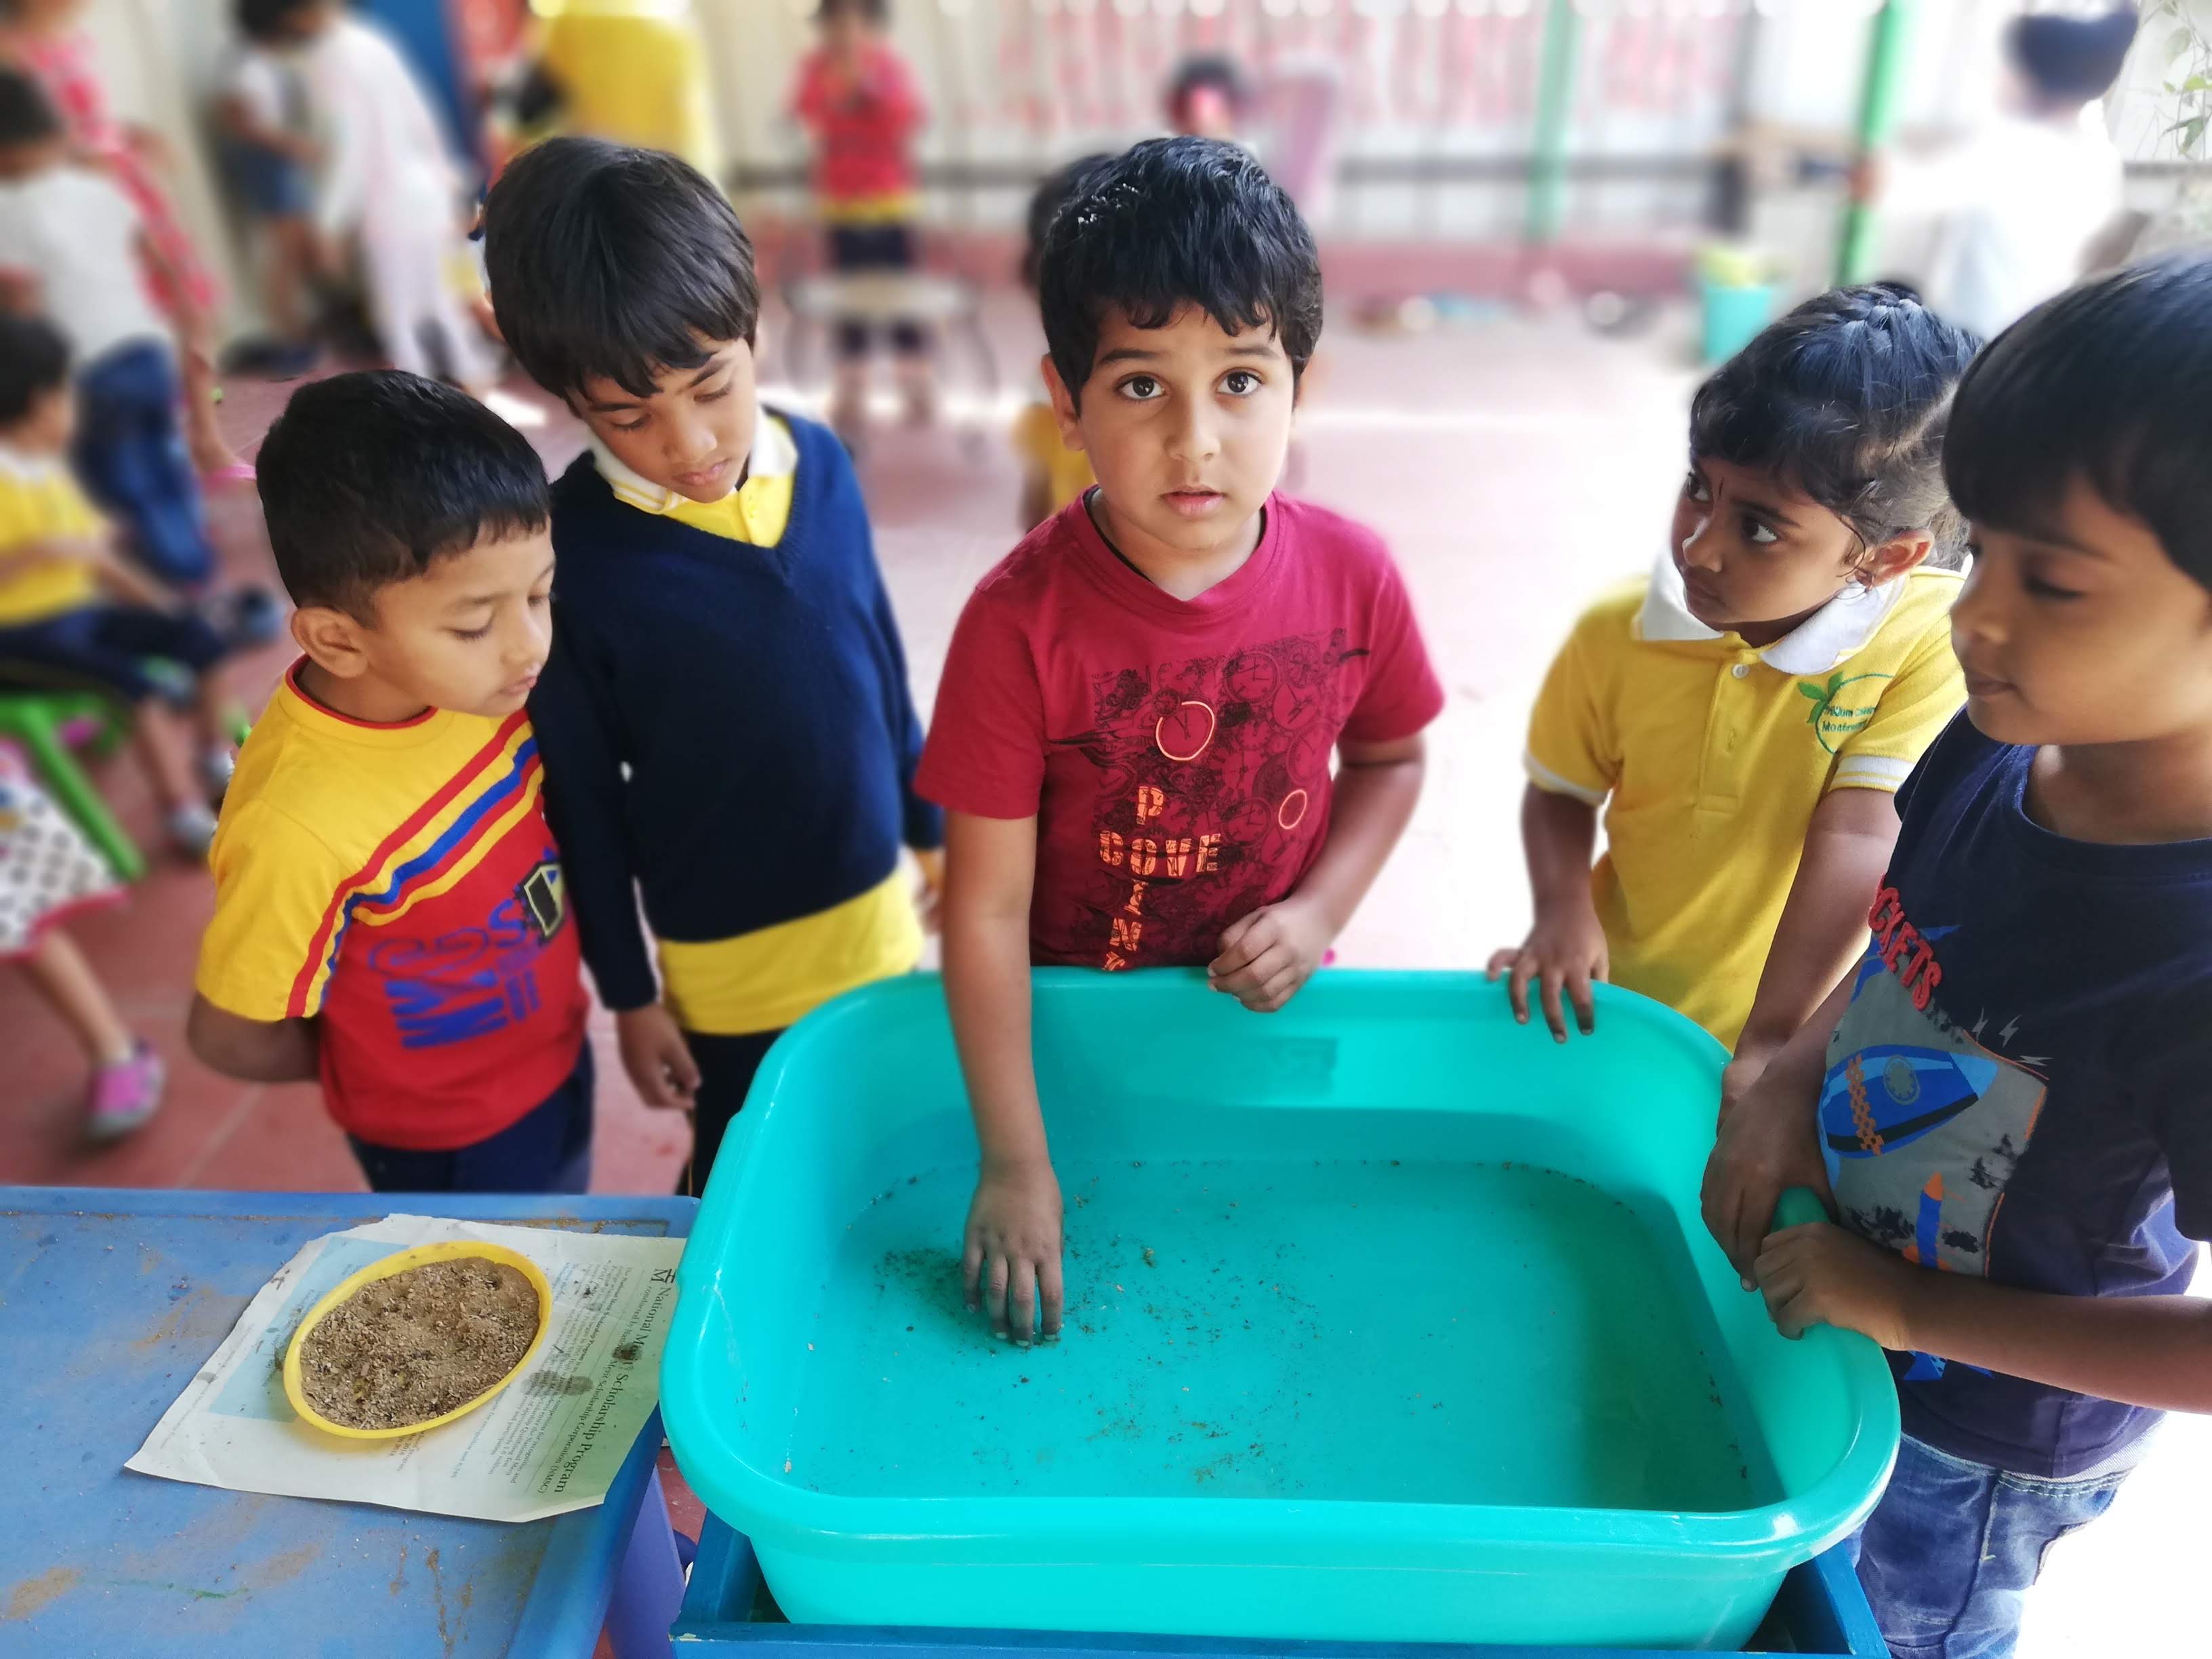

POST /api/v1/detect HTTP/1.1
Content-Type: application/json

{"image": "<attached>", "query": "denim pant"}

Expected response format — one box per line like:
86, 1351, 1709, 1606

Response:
1852, 1431, 2144, 1659
73, 341, 214, 588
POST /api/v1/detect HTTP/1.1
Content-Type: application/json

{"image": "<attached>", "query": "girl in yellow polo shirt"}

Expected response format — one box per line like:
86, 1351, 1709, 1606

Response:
1491, 285, 1975, 1112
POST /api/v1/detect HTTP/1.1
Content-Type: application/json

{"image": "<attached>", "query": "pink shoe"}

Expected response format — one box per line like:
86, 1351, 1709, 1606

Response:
88, 1040, 165, 1141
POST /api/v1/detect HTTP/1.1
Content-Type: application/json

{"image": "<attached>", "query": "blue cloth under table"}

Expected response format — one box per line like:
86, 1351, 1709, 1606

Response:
1, 1186, 693, 1658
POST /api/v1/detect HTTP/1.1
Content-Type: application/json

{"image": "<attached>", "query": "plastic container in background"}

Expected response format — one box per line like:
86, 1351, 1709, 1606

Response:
662, 971, 1900, 1651
1699, 277, 1778, 365
1696, 243, 1782, 365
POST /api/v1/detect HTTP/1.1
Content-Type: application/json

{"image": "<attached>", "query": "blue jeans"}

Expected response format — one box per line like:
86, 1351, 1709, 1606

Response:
1853, 1431, 2144, 1658
348, 1044, 595, 1195
73, 341, 214, 588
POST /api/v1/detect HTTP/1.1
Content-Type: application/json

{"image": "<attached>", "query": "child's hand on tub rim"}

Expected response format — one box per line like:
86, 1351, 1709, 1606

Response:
964, 1156, 1065, 1345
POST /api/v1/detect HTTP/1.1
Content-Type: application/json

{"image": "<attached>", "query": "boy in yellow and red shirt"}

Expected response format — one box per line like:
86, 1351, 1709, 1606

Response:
188, 371, 591, 1191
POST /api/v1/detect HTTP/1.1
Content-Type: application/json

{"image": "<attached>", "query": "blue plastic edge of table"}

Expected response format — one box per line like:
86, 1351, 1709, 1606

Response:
12, 1185, 695, 1658
667, 1517, 1889, 1658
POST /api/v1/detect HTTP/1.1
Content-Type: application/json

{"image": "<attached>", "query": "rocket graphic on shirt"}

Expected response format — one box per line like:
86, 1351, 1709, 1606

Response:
1821, 885, 2045, 1378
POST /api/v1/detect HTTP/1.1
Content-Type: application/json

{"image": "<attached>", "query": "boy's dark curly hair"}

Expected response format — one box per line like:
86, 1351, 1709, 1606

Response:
1037, 136, 1322, 408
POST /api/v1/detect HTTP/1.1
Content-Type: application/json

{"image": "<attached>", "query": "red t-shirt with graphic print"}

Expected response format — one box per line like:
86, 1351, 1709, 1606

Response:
916, 493, 1445, 969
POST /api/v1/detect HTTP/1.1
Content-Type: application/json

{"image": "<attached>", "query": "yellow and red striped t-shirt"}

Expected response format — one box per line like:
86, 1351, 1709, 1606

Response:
195, 661, 588, 1149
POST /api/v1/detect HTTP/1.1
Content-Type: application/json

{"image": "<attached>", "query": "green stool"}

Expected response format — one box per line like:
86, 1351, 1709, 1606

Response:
0, 689, 145, 882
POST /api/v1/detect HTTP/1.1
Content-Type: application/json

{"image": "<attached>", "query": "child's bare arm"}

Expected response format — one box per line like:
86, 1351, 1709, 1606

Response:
1755, 1224, 2212, 1414
941, 808, 1062, 1344
1210, 733, 1425, 1014
186, 994, 320, 1083
0, 534, 91, 583
1486, 782, 1607, 1040
1727, 788, 1900, 1104
85, 539, 176, 609
1701, 971, 1849, 1282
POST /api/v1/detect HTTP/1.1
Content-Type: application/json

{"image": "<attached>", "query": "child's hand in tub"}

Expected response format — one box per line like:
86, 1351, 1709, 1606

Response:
964, 1158, 1065, 1345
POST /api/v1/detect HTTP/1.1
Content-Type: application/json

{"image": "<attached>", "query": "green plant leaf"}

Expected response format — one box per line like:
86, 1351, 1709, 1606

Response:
2188, 115, 2208, 155
2169, 25, 2195, 64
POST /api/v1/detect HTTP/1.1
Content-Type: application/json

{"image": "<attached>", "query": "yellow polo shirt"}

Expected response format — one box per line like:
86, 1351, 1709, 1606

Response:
0, 448, 102, 626
590, 414, 924, 1035
1525, 559, 1966, 1047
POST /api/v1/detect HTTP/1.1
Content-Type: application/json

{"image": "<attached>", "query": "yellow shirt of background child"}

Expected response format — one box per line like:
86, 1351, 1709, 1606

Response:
0, 450, 102, 626
1525, 558, 1966, 1048
1012, 401, 1095, 521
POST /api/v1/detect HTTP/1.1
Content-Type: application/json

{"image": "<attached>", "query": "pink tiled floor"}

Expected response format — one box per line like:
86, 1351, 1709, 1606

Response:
1, 295, 2196, 1655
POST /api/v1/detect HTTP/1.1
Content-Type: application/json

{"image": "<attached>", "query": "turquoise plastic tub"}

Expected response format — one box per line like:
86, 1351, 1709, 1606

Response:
662, 970, 1898, 1650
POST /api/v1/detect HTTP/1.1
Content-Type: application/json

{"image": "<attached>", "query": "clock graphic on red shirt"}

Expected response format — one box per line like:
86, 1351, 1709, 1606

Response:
1155, 699, 1217, 762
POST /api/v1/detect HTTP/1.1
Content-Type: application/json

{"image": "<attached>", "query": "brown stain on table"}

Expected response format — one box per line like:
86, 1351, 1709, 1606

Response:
3, 1566, 82, 1621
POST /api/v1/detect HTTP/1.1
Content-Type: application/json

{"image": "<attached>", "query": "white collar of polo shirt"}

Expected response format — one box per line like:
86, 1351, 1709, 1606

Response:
1635, 548, 1908, 676
588, 404, 796, 516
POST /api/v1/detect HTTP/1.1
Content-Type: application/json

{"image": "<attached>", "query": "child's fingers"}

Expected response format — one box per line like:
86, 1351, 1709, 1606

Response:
1008, 1260, 1040, 1347
962, 1233, 985, 1312
1538, 964, 1571, 1043
1209, 922, 1275, 981
1565, 968, 1597, 1036
986, 1253, 1011, 1336
1242, 962, 1305, 1013
1222, 941, 1293, 1000
1506, 954, 1536, 1025
1484, 947, 1519, 980
668, 1038, 702, 1098
1213, 909, 1264, 963
1729, 1183, 1773, 1288
1038, 1255, 1066, 1339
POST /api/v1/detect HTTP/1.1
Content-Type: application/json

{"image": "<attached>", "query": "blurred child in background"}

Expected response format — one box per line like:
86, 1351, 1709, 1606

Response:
1858, 6, 2134, 342
1011, 155, 1103, 531
1492, 287, 1975, 1122
792, 0, 929, 437
0, 70, 228, 594
0, 0, 245, 481
1165, 54, 1247, 144
217, 0, 322, 377
0, 756, 161, 1137
245, 0, 496, 394
497, 0, 720, 182
0, 316, 239, 857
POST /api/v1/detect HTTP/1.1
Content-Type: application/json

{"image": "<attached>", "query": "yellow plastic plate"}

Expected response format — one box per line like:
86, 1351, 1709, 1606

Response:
283, 1240, 553, 1441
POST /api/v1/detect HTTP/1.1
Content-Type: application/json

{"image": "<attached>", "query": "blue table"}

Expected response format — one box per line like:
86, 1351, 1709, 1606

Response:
670, 1519, 1889, 1658
1, 1187, 694, 1658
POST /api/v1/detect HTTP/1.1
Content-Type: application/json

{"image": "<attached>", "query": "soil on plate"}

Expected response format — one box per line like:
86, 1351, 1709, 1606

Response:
298, 1258, 540, 1431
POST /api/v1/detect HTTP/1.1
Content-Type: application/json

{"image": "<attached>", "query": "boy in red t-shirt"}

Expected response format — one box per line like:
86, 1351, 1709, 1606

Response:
916, 137, 1443, 1345
790, 0, 930, 436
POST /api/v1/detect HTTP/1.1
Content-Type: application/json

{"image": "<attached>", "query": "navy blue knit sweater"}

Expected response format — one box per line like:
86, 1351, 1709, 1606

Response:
529, 412, 942, 1013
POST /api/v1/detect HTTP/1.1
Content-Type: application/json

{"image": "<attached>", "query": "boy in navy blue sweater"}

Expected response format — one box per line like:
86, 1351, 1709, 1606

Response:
482, 138, 942, 1194
1704, 258, 2212, 1658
